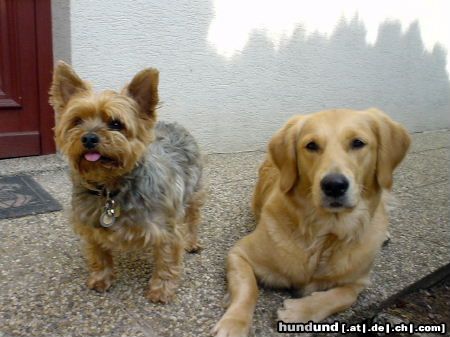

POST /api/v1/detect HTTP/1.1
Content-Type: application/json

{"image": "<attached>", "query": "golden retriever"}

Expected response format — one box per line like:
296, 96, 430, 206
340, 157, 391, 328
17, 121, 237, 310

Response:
212, 108, 411, 337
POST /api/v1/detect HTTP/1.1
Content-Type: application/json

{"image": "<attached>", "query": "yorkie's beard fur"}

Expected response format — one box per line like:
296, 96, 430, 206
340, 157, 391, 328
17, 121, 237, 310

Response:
50, 61, 204, 303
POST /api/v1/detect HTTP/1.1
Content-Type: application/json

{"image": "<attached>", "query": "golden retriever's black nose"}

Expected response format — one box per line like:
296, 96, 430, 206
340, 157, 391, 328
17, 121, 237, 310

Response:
321, 174, 349, 197
81, 133, 99, 149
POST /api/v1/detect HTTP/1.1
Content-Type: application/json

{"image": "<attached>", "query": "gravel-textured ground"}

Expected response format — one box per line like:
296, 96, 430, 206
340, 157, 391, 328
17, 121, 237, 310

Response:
0, 130, 448, 337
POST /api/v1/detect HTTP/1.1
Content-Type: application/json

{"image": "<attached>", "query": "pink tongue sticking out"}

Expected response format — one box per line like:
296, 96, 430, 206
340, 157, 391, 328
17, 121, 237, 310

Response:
84, 152, 101, 162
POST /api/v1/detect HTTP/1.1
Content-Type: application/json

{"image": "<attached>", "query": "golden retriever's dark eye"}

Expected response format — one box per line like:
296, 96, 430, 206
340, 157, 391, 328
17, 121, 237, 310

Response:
108, 119, 124, 131
351, 139, 366, 149
306, 141, 319, 152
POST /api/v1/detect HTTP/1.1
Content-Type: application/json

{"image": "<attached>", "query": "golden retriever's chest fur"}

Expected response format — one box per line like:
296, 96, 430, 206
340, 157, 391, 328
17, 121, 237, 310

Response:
254, 200, 387, 290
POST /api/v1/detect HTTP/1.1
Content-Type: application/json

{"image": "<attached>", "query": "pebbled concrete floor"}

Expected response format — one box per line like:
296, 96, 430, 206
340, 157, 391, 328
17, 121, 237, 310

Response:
0, 130, 448, 337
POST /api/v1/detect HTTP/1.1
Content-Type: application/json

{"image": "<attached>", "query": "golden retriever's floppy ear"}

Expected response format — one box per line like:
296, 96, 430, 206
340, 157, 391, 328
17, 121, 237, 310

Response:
367, 108, 411, 190
49, 61, 90, 114
269, 116, 304, 193
124, 68, 159, 121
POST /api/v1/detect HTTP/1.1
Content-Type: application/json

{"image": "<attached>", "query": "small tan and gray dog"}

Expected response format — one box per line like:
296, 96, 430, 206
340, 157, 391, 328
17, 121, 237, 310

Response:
50, 61, 204, 303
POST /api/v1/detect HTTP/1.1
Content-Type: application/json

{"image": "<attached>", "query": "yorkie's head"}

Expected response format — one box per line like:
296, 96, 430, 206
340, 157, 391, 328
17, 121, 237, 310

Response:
50, 61, 159, 183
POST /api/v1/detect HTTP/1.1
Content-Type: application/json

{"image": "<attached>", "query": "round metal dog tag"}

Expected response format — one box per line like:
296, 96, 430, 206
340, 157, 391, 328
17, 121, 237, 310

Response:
100, 212, 115, 227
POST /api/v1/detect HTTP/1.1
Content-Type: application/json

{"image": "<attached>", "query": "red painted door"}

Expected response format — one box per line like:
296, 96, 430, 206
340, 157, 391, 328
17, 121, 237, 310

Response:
0, 0, 54, 159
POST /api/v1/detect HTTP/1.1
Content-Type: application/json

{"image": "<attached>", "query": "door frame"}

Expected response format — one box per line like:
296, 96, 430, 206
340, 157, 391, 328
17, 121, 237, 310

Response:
35, 0, 55, 154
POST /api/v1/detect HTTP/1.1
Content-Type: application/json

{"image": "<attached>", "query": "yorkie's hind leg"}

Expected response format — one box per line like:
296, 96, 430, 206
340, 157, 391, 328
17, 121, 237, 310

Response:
184, 189, 205, 253
84, 239, 115, 292
147, 230, 184, 303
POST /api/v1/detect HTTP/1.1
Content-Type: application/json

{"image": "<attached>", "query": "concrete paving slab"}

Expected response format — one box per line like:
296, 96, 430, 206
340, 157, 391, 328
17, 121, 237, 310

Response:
393, 149, 449, 194
204, 151, 265, 186
0, 130, 448, 337
409, 130, 449, 154
0, 213, 147, 337
391, 145, 449, 247
394, 183, 449, 247
0, 154, 65, 177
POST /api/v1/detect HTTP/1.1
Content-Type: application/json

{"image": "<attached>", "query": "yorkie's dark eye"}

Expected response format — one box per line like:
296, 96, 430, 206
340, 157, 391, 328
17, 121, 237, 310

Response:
72, 118, 82, 127
305, 141, 319, 152
351, 139, 366, 149
109, 120, 124, 131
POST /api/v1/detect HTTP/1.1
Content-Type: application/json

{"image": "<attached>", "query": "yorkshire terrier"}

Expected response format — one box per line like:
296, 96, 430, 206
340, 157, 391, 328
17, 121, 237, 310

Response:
50, 61, 204, 303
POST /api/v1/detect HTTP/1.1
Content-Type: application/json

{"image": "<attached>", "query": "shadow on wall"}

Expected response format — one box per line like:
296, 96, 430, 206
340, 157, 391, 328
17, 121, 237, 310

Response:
70, 1, 450, 152
181, 16, 449, 151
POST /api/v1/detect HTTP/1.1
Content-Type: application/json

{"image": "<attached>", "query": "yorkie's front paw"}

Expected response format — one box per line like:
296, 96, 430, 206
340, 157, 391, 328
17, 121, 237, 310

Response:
185, 240, 203, 253
147, 277, 178, 303
87, 269, 114, 292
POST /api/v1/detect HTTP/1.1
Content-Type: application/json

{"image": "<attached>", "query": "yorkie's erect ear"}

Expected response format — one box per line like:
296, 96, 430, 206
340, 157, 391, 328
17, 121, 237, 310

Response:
49, 61, 90, 114
125, 68, 159, 120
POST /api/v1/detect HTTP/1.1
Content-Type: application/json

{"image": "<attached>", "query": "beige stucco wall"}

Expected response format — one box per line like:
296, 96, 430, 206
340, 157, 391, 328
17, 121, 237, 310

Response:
51, 0, 450, 153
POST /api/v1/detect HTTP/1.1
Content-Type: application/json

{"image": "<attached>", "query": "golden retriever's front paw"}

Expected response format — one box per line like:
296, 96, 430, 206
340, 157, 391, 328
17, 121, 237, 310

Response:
211, 317, 250, 337
87, 269, 114, 292
147, 277, 177, 303
277, 298, 317, 323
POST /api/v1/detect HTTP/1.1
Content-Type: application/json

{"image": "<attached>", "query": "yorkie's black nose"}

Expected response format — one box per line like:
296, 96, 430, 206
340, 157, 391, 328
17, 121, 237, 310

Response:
321, 174, 349, 197
81, 133, 99, 149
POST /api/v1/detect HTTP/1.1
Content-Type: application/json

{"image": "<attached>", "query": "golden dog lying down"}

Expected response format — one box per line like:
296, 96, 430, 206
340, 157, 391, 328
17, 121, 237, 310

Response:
213, 108, 411, 337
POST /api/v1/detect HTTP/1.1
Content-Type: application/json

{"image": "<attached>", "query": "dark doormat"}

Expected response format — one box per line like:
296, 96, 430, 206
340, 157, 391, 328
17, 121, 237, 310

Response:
0, 175, 62, 220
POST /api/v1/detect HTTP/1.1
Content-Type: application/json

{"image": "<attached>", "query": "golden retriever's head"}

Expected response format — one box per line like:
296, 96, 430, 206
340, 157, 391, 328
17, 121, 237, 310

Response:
269, 108, 411, 213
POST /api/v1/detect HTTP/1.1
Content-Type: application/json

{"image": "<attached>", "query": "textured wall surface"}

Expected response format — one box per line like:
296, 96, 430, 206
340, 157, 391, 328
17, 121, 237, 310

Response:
55, 0, 450, 153
51, 0, 71, 64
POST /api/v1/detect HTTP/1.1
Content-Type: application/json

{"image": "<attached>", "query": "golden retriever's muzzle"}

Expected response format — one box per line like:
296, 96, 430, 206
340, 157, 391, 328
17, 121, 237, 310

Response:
320, 173, 353, 210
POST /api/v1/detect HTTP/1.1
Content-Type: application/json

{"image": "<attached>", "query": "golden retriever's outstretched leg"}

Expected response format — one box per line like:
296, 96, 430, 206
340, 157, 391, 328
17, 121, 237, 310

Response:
212, 248, 259, 337
277, 283, 366, 323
